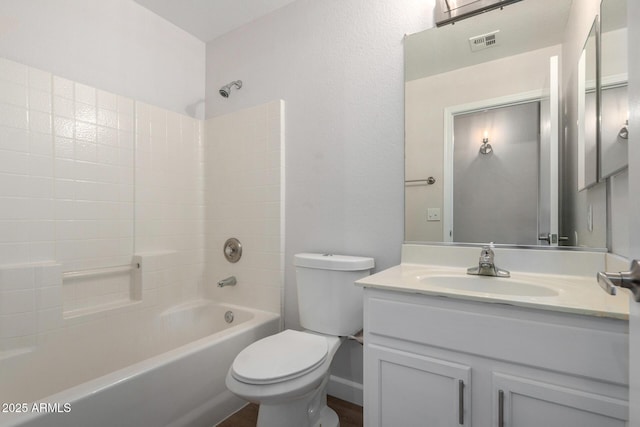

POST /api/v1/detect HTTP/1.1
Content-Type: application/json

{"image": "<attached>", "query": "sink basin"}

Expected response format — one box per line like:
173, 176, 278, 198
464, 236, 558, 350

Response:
418, 274, 560, 297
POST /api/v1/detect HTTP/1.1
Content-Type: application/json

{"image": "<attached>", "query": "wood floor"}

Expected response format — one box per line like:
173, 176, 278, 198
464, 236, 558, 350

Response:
217, 395, 363, 427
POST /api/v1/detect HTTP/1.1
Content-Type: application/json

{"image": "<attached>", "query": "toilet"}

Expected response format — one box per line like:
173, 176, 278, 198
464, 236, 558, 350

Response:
225, 253, 374, 427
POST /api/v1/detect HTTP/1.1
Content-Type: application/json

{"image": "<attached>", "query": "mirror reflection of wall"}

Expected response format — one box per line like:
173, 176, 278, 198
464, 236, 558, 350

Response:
600, 0, 628, 178
599, 85, 628, 176
452, 102, 540, 245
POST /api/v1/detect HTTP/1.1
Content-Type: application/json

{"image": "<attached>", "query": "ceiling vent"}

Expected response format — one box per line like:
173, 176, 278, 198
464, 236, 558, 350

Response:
469, 30, 500, 52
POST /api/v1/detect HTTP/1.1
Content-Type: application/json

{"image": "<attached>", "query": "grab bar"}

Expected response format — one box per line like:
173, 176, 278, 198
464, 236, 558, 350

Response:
63, 263, 139, 280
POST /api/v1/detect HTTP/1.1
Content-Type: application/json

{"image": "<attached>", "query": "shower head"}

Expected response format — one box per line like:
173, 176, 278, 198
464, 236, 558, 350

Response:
219, 80, 242, 98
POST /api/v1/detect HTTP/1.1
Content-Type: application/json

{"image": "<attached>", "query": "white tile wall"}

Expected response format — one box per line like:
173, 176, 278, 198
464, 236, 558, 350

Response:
0, 263, 61, 353
0, 57, 135, 276
0, 58, 55, 265
203, 100, 284, 314
0, 56, 280, 349
0, 57, 206, 340
53, 77, 135, 273
133, 251, 179, 310
135, 102, 205, 302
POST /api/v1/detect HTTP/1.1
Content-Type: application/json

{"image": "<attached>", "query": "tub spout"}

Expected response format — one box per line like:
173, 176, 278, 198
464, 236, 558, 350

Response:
218, 276, 237, 287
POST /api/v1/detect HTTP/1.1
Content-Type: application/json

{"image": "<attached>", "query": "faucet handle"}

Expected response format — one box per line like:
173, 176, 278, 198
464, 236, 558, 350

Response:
480, 244, 494, 256
478, 246, 494, 271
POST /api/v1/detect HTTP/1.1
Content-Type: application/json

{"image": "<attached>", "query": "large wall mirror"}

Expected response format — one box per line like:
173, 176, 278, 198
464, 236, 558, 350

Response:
404, 0, 611, 249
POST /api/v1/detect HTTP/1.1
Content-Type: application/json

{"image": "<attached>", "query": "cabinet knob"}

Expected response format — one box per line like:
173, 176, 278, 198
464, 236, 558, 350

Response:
458, 379, 465, 425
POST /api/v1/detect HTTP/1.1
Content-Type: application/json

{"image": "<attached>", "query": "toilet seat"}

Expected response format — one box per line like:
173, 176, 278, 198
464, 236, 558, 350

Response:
231, 330, 328, 385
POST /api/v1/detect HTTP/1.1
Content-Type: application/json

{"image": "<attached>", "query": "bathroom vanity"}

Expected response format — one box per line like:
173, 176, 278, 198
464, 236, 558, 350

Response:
357, 245, 630, 427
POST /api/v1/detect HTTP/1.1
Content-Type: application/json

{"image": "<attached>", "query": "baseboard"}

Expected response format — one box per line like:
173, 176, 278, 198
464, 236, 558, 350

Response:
327, 375, 363, 406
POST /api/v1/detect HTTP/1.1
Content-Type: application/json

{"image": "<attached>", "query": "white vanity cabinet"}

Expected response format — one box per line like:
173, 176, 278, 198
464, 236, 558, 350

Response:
367, 344, 471, 426
492, 373, 626, 427
363, 288, 629, 427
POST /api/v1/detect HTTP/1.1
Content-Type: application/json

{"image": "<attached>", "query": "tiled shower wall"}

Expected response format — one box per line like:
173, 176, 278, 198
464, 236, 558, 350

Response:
1, 56, 283, 352
52, 78, 135, 273
0, 58, 136, 270
0, 57, 206, 348
204, 101, 284, 314
135, 102, 205, 303
0, 58, 57, 264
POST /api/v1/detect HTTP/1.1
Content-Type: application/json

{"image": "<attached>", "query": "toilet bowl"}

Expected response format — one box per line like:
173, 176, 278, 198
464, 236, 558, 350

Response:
226, 330, 343, 427
225, 253, 374, 427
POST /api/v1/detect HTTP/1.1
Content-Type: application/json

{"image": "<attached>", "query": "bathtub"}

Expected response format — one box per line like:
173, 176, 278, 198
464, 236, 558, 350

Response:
0, 301, 280, 427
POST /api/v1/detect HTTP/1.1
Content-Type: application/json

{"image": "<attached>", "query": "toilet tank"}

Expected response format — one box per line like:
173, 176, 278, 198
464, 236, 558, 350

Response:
294, 253, 375, 336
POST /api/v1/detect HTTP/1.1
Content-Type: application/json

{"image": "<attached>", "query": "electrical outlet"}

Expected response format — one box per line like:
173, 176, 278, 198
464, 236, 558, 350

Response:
587, 205, 593, 232
427, 208, 441, 221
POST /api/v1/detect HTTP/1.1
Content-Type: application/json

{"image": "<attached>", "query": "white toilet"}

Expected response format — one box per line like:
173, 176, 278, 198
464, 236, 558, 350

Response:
225, 253, 374, 427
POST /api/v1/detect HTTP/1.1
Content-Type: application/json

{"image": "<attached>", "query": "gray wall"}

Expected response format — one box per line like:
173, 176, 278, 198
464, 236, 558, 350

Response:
453, 102, 540, 245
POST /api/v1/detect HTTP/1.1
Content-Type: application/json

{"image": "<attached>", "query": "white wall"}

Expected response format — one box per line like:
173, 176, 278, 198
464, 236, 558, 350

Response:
0, 0, 205, 119
610, 170, 629, 256
205, 0, 430, 403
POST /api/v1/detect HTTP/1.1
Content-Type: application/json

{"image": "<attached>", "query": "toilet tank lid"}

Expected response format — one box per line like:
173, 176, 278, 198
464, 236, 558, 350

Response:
294, 253, 375, 271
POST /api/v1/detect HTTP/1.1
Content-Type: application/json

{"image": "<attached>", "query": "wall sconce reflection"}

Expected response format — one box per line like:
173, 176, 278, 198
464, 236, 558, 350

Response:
480, 131, 493, 154
618, 119, 628, 140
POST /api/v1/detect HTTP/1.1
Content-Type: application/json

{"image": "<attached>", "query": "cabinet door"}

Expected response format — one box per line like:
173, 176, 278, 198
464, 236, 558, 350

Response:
365, 344, 471, 427
493, 373, 627, 427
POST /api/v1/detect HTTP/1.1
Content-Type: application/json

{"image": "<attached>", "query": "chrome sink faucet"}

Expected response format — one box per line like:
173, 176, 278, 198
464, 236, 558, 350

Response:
467, 244, 510, 278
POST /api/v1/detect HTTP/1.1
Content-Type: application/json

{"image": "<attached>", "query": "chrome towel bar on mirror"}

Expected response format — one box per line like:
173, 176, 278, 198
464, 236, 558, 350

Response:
405, 177, 436, 185
597, 259, 640, 302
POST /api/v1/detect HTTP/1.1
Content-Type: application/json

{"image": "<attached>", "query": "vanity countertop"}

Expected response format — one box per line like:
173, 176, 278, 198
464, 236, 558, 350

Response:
356, 263, 630, 320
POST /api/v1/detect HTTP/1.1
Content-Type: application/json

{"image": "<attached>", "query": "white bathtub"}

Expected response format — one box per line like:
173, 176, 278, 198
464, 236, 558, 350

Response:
0, 301, 280, 427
